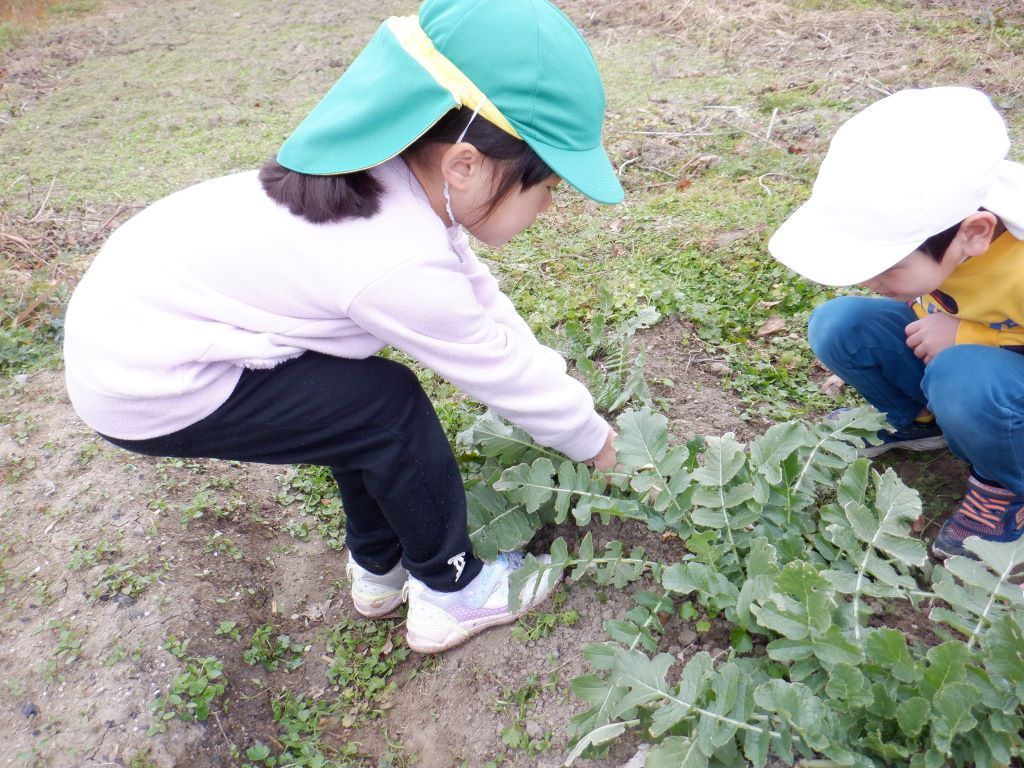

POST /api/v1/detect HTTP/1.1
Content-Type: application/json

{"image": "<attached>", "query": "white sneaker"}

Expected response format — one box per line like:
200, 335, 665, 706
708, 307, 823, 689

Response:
405, 552, 560, 654
345, 555, 408, 618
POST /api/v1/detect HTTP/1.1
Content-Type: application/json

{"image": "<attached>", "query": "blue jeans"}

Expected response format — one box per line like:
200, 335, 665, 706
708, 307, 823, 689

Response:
809, 296, 1024, 496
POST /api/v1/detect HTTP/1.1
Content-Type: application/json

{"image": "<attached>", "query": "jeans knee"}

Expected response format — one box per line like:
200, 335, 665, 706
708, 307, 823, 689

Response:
808, 297, 861, 363
922, 347, 986, 426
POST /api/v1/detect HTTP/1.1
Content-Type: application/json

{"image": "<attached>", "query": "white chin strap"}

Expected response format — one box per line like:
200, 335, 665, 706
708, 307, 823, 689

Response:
443, 105, 482, 228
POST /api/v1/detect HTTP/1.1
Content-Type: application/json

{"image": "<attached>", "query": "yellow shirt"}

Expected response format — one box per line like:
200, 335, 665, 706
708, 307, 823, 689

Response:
912, 232, 1024, 353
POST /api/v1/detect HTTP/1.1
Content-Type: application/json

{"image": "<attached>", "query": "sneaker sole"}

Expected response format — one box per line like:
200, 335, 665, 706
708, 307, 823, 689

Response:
352, 592, 406, 619
929, 541, 963, 561
406, 580, 559, 654
861, 435, 947, 458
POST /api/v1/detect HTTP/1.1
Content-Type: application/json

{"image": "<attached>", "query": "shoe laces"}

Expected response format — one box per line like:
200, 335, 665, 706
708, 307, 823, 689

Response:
955, 481, 1016, 532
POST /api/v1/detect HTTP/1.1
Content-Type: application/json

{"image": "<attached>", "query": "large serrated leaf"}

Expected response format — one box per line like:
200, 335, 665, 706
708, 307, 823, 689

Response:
749, 422, 809, 485
692, 435, 747, 487
615, 408, 670, 471
493, 457, 556, 513
645, 736, 709, 768
466, 484, 538, 561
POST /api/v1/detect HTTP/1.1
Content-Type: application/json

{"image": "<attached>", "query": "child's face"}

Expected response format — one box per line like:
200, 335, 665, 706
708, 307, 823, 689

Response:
859, 243, 963, 301
464, 168, 561, 247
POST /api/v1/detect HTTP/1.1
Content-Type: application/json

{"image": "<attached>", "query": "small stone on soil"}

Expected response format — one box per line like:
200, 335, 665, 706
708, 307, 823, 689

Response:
21, 702, 38, 718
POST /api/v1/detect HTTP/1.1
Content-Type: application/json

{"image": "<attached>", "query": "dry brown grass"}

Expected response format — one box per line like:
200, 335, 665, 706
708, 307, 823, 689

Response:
561, 0, 1024, 99
1, 0, 59, 23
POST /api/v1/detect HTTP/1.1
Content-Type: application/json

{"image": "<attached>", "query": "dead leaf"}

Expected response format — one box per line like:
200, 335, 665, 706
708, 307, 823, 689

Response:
819, 374, 845, 396
676, 178, 693, 191
759, 300, 783, 308
911, 516, 927, 534
609, 219, 623, 233
292, 598, 332, 623
660, 531, 681, 542
755, 316, 786, 337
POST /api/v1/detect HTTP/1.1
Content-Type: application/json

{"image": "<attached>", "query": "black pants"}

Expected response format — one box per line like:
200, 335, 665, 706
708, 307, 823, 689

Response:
103, 352, 483, 591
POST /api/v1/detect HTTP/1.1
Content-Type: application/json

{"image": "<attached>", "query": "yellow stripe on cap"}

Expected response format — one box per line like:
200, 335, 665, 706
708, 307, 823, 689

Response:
386, 15, 521, 140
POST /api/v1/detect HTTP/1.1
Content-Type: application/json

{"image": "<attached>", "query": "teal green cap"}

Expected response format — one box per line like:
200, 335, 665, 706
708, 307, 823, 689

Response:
277, 0, 623, 205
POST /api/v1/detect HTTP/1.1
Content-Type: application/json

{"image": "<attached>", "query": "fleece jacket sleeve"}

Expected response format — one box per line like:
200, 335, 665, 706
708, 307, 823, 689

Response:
347, 251, 609, 462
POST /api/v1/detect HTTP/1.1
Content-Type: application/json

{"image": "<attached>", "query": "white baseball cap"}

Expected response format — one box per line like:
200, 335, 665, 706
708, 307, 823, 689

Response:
768, 87, 1024, 286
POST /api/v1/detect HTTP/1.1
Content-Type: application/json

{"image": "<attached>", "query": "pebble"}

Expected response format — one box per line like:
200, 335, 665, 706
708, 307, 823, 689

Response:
21, 702, 38, 718
679, 628, 697, 646
525, 719, 543, 739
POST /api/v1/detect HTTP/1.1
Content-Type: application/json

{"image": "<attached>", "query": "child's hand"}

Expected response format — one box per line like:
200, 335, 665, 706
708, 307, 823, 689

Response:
588, 427, 618, 471
905, 313, 960, 364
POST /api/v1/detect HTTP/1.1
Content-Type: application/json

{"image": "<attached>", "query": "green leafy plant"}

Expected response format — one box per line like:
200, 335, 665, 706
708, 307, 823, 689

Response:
460, 405, 1024, 766
89, 556, 166, 600
204, 531, 243, 560
149, 649, 227, 732
325, 617, 409, 722
275, 465, 346, 549
243, 624, 308, 673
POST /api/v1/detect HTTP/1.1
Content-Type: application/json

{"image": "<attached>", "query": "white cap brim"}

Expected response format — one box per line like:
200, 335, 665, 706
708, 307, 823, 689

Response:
768, 197, 928, 287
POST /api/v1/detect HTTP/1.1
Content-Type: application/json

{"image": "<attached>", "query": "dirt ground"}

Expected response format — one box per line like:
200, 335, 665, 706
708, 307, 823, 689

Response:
2, 0, 1020, 766
0, 328, 759, 767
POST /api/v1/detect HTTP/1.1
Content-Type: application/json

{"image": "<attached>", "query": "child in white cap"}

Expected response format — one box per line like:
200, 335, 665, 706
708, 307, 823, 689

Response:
769, 86, 1024, 560
63, 0, 622, 652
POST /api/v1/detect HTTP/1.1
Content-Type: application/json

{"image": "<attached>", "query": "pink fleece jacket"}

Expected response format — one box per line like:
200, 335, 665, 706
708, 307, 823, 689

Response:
63, 158, 610, 461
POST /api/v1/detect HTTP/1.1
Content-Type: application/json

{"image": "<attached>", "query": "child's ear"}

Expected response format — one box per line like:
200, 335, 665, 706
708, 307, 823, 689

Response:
958, 211, 1001, 258
441, 143, 484, 192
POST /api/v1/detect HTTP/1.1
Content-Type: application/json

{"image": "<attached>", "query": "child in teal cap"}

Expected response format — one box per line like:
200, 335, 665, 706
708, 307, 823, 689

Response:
63, 0, 623, 653
769, 87, 1024, 562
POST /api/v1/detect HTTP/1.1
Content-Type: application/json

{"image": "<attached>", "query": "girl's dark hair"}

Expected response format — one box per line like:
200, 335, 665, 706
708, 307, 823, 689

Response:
258, 161, 384, 224
259, 109, 552, 225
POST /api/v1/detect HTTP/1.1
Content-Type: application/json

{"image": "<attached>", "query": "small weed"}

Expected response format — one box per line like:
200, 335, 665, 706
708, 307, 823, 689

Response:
261, 690, 364, 766
242, 623, 308, 673
511, 590, 580, 643
41, 619, 83, 683
492, 674, 554, 758
215, 620, 242, 641
149, 652, 227, 732
128, 748, 160, 768
76, 440, 99, 466
276, 465, 345, 549
102, 643, 144, 668
89, 556, 166, 600
325, 617, 409, 723
67, 538, 120, 570
204, 531, 243, 560
177, 487, 245, 529
285, 519, 311, 541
